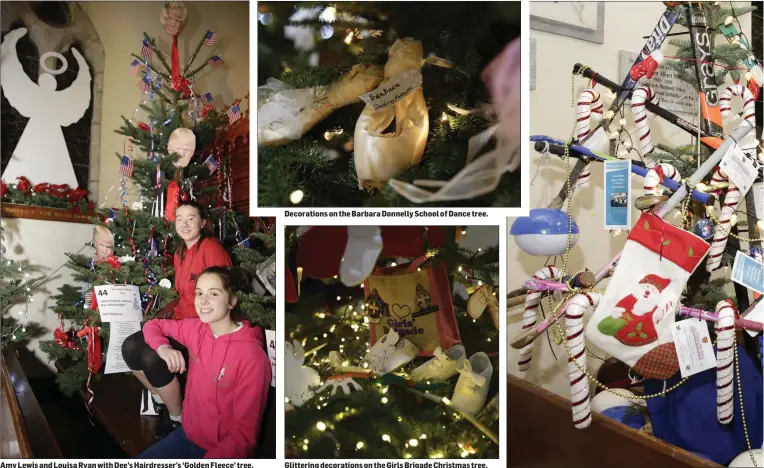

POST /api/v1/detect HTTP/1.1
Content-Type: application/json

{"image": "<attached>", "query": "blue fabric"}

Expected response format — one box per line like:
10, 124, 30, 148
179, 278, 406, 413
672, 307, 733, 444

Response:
644, 345, 763, 466
138, 426, 207, 459
600, 406, 646, 430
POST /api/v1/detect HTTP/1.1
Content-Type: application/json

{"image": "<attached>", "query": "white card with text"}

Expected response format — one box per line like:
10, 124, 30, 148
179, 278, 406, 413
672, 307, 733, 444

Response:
719, 145, 758, 195
745, 299, 764, 337
94, 284, 143, 322
671, 319, 716, 378
105, 321, 141, 374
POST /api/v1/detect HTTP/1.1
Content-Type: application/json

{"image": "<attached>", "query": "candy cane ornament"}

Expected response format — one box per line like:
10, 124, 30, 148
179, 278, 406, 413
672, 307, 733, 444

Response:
643, 163, 680, 196
720, 83, 758, 153
715, 299, 736, 424
708, 169, 743, 272
518, 265, 562, 372
575, 89, 603, 188
567, 292, 601, 430
632, 85, 658, 155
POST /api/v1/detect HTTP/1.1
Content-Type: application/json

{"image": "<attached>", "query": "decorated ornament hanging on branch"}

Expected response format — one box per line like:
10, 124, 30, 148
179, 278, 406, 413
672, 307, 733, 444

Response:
257, 64, 384, 146
585, 213, 711, 380
354, 38, 429, 190
510, 208, 579, 257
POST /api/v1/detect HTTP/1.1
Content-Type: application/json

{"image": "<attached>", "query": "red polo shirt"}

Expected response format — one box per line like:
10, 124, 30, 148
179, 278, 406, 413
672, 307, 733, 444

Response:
172, 237, 232, 320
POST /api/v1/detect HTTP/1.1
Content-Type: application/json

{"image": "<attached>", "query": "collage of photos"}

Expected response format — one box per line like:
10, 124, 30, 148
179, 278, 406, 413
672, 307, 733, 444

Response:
1, 0, 764, 467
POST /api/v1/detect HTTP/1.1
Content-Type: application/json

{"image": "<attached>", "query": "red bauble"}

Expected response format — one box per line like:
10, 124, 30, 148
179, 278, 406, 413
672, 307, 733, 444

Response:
138, 122, 150, 132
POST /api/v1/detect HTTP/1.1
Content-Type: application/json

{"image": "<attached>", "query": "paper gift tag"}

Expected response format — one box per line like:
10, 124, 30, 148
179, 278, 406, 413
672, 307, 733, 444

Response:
255, 254, 277, 296
359, 69, 423, 111
753, 182, 763, 222
720, 145, 758, 194
94, 285, 142, 322
731, 250, 764, 294
671, 319, 716, 378
744, 299, 764, 337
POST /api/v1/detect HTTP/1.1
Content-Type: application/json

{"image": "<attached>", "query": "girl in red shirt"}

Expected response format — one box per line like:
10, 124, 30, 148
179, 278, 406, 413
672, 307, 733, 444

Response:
122, 200, 231, 432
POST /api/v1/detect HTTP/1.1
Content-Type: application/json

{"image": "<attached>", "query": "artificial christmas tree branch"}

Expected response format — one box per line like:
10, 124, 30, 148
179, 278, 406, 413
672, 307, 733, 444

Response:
142, 33, 173, 76
183, 33, 207, 75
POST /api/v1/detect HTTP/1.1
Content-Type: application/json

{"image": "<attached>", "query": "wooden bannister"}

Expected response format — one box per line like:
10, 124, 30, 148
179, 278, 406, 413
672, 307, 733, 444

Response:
507, 375, 721, 467
2, 348, 62, 458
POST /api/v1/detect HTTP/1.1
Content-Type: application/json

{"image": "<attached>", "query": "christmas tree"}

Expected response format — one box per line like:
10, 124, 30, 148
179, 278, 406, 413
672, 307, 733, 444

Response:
0, 228, 44, 351
284, 226, 500, 458
37, 22, 272, 396
257, 2, 521, 207
648, 4, 762, 312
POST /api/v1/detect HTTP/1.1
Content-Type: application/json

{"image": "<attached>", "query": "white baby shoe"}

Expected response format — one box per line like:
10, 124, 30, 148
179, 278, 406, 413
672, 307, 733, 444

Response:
365, 329, 419, 374
451, 352, 493, 415
409, 344, 467, 382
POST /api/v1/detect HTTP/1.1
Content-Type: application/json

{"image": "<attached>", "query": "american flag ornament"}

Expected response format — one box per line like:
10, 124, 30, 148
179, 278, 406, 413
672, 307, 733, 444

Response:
129, 59, 144, 76
203, 31, 218, 46
203, 155, 219, 174
141, 39, 153, 61
120, 155, 135, 176
201, 93, 214, 105
137, 76, 150, 93
226, 104, 241, 124
208, 55, 224, 69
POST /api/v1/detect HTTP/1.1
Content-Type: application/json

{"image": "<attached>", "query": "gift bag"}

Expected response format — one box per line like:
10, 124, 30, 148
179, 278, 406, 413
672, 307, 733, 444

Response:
364, 258, 460, 356
586, 213, 710, 380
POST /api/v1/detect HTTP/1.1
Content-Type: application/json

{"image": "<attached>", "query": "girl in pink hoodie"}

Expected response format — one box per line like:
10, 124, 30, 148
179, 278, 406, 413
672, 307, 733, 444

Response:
138, 266, 271, 459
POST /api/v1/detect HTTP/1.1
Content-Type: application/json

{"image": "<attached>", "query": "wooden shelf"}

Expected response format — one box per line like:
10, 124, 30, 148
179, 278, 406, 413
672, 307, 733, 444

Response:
1, 203, 95, 224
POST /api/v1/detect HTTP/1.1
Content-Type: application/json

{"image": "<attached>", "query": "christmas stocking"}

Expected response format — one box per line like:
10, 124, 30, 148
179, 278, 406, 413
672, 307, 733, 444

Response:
585, 213, 710, 380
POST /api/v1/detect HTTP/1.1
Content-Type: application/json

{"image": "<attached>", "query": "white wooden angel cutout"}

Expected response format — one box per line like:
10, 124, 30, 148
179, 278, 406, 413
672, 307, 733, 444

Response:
1, 28, 91, 187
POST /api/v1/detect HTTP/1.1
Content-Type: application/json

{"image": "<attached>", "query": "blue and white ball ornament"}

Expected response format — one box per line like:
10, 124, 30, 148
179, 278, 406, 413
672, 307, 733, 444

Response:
510, 208, 579, 257
694, 218, 714, 240
590, 389, 646, 430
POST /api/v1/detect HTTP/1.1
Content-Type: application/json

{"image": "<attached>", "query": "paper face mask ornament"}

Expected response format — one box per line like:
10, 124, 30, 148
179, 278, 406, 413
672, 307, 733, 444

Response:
93, 225, 114, 262
161, 2, 188, 37
168, 127, 196, 167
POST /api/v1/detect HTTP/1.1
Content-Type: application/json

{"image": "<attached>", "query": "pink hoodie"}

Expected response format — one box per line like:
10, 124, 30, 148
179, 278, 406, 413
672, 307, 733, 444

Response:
143, 318, 271, 459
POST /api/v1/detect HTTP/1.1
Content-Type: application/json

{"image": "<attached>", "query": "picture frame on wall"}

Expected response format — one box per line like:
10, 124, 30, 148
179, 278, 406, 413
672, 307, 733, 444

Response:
530, 2, 605, 44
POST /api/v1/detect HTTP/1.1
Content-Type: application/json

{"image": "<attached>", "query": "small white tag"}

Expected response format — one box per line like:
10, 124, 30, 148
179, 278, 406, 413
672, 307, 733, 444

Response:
359, 69, 422, 111
753, 182, 763, 222
671, 319, 716, 378
719, 145, 758, 194
744, 300, 764, 337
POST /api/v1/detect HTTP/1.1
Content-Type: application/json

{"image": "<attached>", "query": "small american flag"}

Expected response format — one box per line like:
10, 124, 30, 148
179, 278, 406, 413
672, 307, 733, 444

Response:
137, 76, 150, 93
120, 155, 134, 176
201, 93, 214, 105
129, 59, 144, 76
141, 39, 153, 61
208, 55, 224, 69
203, 31, 218, 46
226, 104, 241, 124
203, 155, 218, 174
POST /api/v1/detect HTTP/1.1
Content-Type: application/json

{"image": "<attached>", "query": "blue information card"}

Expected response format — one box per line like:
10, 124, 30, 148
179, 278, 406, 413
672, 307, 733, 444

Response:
731, 250, 764, 294
604, 160, 631, 229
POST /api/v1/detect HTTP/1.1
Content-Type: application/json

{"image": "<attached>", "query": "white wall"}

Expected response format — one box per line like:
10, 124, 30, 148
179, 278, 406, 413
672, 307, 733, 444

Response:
2, 218, 93, 371
509, 2, 753, 398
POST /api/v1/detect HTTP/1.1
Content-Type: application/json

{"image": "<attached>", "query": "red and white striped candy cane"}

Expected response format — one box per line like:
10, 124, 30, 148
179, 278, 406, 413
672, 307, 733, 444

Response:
567, 292, 600, 430
575, 89, 603, 188
715, 299, 736, 424
708, 169, 743, 272
720, 83, 757, 153
518, 265, 562, 372
632, 85, 658, 155
643, 163, 680, 196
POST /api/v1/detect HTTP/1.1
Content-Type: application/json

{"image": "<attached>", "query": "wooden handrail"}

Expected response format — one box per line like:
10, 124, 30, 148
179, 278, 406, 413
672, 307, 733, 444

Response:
1, 354, 32, 458
1, 203, 95, 224
507, 375, 721, 467
2, 348, 62, 458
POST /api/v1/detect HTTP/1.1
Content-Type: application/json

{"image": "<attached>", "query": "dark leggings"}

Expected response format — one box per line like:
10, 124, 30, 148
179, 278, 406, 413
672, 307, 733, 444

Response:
122, 329, 187, 388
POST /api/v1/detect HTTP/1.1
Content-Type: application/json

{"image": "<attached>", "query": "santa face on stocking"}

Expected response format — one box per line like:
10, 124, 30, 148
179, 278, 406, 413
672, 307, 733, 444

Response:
598, 275, 674, 347
586, 213, 710, 380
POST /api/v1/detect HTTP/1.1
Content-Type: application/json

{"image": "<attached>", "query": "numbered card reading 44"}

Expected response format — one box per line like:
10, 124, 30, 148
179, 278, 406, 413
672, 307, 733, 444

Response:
94, 285, 143, 323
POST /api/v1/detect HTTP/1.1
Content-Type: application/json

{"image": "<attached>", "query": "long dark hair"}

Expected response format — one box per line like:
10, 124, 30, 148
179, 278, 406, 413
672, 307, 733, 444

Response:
175, 199, 210, 260
197, 266, 248, 321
